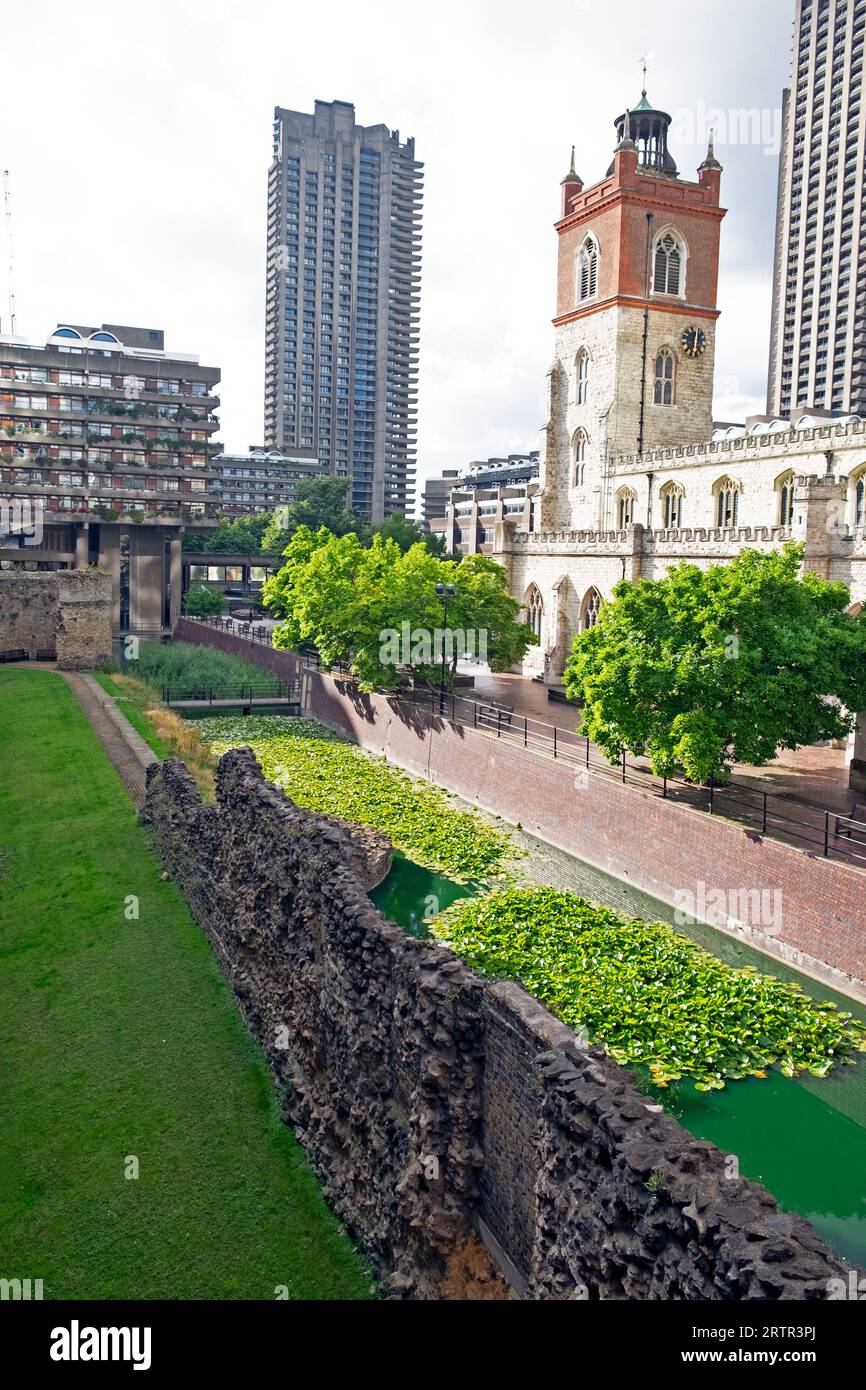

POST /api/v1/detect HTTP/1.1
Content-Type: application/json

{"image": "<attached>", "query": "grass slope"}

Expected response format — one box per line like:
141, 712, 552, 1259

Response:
0, 669, 370, 1300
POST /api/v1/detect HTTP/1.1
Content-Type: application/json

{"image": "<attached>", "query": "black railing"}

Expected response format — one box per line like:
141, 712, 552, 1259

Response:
181, 617, 866, 870
161, 680, 299, 706
396, 684, 866, 870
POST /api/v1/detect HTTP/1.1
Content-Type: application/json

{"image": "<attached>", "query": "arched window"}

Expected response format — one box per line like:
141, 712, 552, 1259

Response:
581, 587, 602, 631
776, 471, 795, 527
578, 236, 598, 302
713, 477, 743, 529
572, 428, 588, 487
525, 585, 544, 641
576, 348, 590, 404
853, 468, 866, 527
661, 481, 684, 529
616, 486, 637, 529
654, 347, 676, 406
653, 231, 684, 296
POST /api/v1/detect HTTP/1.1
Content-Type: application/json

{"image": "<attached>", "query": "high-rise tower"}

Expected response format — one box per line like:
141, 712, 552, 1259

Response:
538, 95, 726, 532
768, 0, 866, 418
264, 100, 423, 522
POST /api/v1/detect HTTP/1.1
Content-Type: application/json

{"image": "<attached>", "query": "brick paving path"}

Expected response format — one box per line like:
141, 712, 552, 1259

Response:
62, 672, 156, 809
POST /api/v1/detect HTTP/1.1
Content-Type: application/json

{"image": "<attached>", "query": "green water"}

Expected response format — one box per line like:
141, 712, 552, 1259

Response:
370, 847, 866, 1268
370, 852, 473, 937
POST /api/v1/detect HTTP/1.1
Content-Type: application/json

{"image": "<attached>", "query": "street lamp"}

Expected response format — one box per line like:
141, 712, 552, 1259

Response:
435, 582, 456, 716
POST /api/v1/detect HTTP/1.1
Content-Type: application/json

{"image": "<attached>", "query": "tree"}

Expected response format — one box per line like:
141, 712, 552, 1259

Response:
564, 543, 866, 784
184, 585, 225, 618
370, 512, 447, 556
261, 477, 366, 553
182, 514, 273, 554
262, 528, 537, 691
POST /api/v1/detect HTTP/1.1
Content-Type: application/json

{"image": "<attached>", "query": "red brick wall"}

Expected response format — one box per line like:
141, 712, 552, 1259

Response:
176, 620, 866, 996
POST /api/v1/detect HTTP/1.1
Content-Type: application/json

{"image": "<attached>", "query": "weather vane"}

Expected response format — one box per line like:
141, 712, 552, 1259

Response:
639, 50, 655, 95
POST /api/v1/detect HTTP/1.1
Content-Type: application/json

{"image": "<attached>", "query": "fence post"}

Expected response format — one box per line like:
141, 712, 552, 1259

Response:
663, 776, 667, 799
554, 726, 558, 759
524, 715, 528, 748
622, 749, 626, 783
474, 702, 478, 729
762, 792, 768, 836
497, 710, 502, 738
586, 735, 590, 768
824, 810, 831, 858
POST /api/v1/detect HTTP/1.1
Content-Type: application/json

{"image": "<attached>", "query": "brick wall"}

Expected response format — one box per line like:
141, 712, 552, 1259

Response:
141, 744, 862, 1300
175, 619, 866, 997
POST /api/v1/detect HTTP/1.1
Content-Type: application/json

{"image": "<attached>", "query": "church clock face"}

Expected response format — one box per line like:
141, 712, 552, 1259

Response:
681, 325, 707, 359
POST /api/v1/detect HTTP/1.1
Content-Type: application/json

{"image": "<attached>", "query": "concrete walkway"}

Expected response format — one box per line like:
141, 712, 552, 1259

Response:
62, 672, 156, 809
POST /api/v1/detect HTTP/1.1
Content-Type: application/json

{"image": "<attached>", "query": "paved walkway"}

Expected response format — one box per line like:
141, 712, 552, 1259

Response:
61, 672, 156, 809
465, 667, 860, 817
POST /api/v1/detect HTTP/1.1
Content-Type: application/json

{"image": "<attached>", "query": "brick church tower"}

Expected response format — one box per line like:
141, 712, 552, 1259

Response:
538, 93, 727, 532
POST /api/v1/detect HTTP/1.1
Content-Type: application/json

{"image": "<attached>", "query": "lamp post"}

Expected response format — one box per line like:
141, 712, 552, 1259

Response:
436, 582, 456, 716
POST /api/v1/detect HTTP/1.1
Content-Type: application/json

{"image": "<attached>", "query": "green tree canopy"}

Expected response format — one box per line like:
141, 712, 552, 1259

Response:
183, 585, 225, 618
261, 477, 366, 554
261, 527, 537, 691
369, 512, 446, 556
564, 543, 866, 784
183, 514, 273, 554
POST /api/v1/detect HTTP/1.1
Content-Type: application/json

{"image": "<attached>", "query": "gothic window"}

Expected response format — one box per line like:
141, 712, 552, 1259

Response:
581, 587, 602, 630
578, 236, 598, 302
776, 471, 795, 527
525, 585, 544, 641
661, 481, 684, 529
853, 469, 866, 527
616, 487, 636, 528
714, 476, 742, 529
572, 428, 588, 486
653, 231, 684, 296
576, 348, 590, 404
654, 347, 676, 406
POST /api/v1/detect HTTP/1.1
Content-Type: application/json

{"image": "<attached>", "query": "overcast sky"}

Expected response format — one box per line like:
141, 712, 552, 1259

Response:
2, 0, 794, 509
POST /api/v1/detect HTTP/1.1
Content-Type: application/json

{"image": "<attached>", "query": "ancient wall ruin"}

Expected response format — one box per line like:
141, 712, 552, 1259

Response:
141, 746, 861, 1301
0, 570, 113, 670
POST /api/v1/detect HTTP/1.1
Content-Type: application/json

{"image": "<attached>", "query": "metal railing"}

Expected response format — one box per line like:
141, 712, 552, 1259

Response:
161, 680, 300, 706
181, 617, 866, 870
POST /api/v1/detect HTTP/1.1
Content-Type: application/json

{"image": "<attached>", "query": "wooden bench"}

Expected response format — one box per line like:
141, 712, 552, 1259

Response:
476, 703, 514, 731
836, 805, 866, 841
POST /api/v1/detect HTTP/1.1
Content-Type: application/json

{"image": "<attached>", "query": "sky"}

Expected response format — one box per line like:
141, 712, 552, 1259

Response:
1, 0, 795, 510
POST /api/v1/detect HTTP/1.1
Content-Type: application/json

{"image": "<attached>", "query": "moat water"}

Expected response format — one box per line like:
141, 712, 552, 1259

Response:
371, 849, 866, 1269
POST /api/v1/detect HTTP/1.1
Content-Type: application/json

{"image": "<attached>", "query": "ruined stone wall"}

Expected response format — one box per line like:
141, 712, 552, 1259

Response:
141, 746, 862, 1300
0, 570, 112, 669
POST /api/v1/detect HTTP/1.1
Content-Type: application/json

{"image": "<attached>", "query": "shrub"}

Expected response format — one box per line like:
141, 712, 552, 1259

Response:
432, 888, 866, 1091
197, 715, 511, 882
131, 641, 269, 694
184, 586, 225, 619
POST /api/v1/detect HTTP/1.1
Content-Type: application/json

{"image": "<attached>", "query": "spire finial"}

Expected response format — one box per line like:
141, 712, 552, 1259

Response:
639, 49, 654, 97
699, 125, 722, 172
616, 108, 636, 153
561, 145, 582, 186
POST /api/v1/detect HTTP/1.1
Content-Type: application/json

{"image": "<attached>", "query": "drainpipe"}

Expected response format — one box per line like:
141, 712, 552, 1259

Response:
637, 212, 655, 458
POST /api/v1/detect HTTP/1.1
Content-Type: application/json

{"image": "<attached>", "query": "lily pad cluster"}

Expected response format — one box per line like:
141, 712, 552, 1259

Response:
431, 888, 866, 1091
197, 716, 510, 882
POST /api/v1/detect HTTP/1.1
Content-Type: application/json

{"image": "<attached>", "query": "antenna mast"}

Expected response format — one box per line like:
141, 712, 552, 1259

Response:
3, 170, 16, 336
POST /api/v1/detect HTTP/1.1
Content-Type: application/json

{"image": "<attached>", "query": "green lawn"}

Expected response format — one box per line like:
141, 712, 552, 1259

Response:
0, 668, 371, 1300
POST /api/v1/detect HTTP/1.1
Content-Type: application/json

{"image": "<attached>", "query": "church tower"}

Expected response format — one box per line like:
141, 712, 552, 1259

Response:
538, 93, 726, 532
